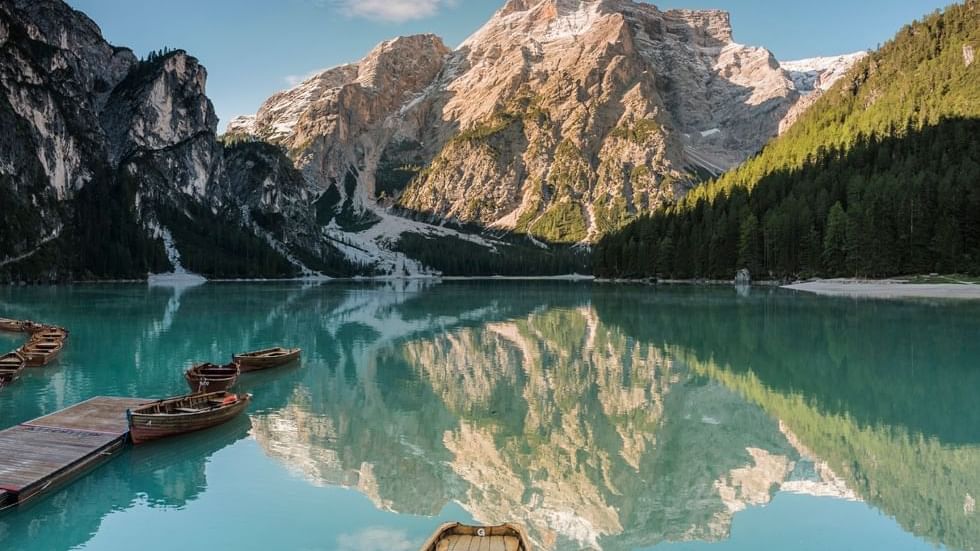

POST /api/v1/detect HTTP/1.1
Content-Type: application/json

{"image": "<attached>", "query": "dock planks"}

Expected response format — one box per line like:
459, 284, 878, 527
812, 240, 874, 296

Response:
0, 396, 150, 509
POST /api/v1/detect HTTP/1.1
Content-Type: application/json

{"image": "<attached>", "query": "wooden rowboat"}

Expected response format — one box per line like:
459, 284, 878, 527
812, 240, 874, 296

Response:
127, 391, 252, 445
233, 347, 301, 372
19, 340, 64, 367
0, 318, 24, 332
21, 320, 46, 334
29, 326, 69, 342
185, 363, 240, 393
420, 523, 532, 551
0, 352, 26, 389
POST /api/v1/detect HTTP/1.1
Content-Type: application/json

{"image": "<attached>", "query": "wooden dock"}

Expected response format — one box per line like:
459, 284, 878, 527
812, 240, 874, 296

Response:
0, 396, 149, 509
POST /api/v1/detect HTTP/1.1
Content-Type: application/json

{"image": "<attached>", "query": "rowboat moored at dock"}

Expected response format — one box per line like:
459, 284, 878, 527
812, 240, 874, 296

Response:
18, 340, 64, 367
0, 318, 24, 332
127, 391, 252, 445
29, 326, 69, 342
185, 363, 240, 393
0, 352, 26, 389
233, 347, 301, 372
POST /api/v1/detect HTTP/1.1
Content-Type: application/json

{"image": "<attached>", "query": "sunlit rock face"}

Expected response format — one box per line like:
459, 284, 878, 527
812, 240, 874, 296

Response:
233, 34, 451, 203
249, 300, 820, 550
229, 0, 816, 245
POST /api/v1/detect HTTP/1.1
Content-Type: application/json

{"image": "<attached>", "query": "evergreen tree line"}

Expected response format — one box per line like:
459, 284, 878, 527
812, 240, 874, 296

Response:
143, 47, 178, 63
595, 118, 980, 279
595, 1, 980, 280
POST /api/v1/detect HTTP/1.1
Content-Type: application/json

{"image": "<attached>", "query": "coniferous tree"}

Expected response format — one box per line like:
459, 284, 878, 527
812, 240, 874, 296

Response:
737, 213, 762, 275
823, 202, 849, 276
594, 2, 980, 280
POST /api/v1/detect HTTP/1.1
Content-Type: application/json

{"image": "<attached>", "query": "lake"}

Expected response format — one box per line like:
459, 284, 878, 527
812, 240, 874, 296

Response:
0, 282, 977, 551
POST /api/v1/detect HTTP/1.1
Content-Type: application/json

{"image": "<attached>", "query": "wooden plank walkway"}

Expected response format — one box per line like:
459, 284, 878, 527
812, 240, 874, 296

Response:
0, 397, 150, 509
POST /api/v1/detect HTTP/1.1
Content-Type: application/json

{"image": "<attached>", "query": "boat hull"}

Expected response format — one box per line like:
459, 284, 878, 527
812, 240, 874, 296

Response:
128, 394, 251, 445
0, 352, 26, 389
19, 342, 63, 367
30, 329, 69, 342
234, 348, 301, 372
185, 363, 239, 393
0, 318, 24, 332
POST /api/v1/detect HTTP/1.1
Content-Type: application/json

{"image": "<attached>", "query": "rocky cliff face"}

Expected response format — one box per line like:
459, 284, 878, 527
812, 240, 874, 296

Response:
1, 0, 867, 279
231, 0, 833, 246
0, 0, 357, 280
0, 0, 137, 270
228, 34, 451, 207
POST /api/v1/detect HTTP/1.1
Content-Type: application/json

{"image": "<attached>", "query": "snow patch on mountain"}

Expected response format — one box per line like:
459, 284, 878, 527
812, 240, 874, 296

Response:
777, 52, 867, 135
322, 205, 512, 277
0, 227, 62, 268
238, 206, 327, 279
782, 52, 868, 94
147, 222, 207, 285
542, 0, 603, 42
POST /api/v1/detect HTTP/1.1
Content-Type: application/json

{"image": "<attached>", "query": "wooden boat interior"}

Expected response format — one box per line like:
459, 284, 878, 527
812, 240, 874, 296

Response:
134, 393, 242, 415
422, 524, 530, 551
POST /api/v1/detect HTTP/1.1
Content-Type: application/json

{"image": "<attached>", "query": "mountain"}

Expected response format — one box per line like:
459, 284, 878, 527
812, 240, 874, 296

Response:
0, 0, 366, 281
778, 52, 868, 133
231, 0, 863, 250
595, 0, 980, 280
0, 0, 866, 281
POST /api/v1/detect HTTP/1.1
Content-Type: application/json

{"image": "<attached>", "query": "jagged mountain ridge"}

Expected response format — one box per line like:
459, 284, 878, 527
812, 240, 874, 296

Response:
230, 0, 864, 248
0, 0, 366, 280
0, 0, 866, 280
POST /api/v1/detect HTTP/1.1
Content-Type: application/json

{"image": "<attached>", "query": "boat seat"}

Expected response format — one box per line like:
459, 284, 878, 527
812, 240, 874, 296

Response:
435, 534, 517, 551
175, 407, 202, 413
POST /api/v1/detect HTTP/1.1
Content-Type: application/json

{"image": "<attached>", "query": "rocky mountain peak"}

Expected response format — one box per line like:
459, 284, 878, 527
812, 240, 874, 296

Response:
2, 0, 879, 281
664, 8, 732, 46
355, 33, 450, 93
5, 0, 136, 106
233, 33, 449, 150
490, 0, 733, 46
103, 50, 218, 164
224, 0, 841, 251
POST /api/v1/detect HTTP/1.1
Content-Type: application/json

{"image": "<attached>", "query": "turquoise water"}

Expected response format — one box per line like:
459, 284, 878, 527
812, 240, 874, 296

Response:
0, 282, 977, 551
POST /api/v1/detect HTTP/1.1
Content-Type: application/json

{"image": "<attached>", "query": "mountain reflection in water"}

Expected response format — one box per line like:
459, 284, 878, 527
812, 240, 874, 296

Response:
0, 282, 976, 551
245, 283, 979, 551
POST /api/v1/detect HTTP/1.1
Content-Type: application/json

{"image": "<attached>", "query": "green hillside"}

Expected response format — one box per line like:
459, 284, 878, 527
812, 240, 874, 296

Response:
595, 1, 980, 279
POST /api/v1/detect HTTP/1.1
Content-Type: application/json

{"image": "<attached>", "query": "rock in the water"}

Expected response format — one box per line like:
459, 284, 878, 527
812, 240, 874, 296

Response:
735, 269, 752, 286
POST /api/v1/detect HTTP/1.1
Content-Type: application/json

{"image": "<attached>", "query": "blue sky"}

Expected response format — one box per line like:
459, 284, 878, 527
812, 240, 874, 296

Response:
66, 0, 955, 129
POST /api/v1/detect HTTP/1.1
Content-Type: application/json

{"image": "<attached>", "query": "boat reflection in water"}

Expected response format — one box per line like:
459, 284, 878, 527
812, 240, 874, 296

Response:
0, 414, 252, 548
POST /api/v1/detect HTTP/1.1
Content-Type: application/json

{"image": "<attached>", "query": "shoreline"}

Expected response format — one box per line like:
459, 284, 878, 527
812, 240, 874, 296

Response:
783, 279, 980, 300
6, 276, 980, 300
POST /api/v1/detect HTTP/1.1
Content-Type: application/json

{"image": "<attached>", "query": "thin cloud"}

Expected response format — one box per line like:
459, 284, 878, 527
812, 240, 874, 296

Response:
283, 69, 324, 87
328, 0, 458, 23
336, 528, 415, 551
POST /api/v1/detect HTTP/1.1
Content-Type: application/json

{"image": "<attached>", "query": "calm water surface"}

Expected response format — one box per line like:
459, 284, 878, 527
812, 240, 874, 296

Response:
0, 282, 977, 551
